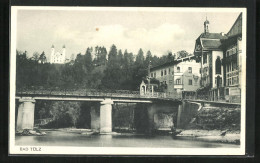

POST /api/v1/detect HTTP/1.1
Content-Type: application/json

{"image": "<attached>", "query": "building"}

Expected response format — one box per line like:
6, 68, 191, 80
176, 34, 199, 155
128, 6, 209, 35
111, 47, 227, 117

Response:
221, 13, 242, 103
194, 13, 242, 103
149, 55, 201, 97
50, 45, 66, 64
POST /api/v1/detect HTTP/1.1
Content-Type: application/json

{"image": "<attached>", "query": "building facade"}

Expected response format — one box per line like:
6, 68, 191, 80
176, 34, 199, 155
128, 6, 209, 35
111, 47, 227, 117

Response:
194, 13, 242, 103
221, 13, 242, 103
149, 56, 201, 96
50, 45, 66, 64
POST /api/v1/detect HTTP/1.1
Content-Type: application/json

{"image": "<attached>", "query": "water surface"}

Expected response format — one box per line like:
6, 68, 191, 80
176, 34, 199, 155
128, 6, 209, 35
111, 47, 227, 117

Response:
16, 130, 239, 148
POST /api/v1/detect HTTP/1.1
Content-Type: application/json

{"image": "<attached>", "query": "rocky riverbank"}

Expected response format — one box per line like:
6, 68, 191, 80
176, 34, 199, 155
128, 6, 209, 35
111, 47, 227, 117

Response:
16, 129, 46, 136
175, 129, 240, 144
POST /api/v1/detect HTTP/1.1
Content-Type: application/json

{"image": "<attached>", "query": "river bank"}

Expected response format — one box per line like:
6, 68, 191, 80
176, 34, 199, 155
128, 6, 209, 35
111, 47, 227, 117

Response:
175, 129, 240, 144
33, 128, 240, 145
16, 129, 239, 148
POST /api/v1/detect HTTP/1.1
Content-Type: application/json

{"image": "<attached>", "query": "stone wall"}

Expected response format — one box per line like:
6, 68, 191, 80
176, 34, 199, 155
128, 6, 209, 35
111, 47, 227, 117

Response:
177, 102, 201, 129
186, 106, 240, 131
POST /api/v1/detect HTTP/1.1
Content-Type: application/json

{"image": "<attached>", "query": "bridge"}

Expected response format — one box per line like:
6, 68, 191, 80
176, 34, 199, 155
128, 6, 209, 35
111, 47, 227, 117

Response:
16, 88, 182, 103
15, 87, 240, 134
15, 88, 182, 134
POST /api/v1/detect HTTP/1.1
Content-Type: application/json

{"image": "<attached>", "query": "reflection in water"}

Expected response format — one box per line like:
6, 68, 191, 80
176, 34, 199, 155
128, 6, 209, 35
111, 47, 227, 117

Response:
15, 130, 239, 148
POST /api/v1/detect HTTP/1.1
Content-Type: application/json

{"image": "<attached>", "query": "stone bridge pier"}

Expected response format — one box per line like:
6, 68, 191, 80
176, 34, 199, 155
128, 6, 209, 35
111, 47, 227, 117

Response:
16, 97, 115, 134
16, 97, 36, 132
146, 102, 180, 134
99, 99, 113, 133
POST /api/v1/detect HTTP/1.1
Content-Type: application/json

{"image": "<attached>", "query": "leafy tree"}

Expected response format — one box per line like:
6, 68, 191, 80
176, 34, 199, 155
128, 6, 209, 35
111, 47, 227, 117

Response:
176, 50, 189, 58
31, 52, 40, 62
39, 51, 47, 64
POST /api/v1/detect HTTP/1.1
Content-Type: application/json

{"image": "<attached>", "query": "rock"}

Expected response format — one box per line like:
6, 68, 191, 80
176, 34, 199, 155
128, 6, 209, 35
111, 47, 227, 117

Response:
81, 132, 94, 135
29, 130, 37, 134
220, 130, 228, 136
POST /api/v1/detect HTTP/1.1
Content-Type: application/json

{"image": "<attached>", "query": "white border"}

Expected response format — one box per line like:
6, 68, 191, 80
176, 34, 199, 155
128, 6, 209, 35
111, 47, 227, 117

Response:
9, 6, 247, 155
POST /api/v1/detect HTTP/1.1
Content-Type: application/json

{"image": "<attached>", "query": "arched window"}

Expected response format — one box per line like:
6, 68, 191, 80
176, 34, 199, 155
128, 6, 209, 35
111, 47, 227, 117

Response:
215, 56, 221, 74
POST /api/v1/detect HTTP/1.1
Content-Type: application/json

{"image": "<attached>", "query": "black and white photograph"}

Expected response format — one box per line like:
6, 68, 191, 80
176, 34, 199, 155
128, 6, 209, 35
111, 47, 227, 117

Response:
9, 7, 246, 155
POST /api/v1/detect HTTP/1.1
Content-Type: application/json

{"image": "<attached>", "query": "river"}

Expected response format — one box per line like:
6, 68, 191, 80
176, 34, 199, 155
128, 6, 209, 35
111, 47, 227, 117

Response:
15, 130, 239, 148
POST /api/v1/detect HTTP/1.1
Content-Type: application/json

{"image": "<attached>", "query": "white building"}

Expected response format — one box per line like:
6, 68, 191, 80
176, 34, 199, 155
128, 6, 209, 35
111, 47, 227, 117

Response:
50, 45, 66, 64
150, 56, 201, 95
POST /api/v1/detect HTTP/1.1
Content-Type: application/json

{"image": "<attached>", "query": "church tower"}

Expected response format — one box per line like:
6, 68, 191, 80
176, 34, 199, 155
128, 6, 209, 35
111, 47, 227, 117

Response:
62, 45, 66, 63
204, 17, 210, 34
50, 45, 55, 63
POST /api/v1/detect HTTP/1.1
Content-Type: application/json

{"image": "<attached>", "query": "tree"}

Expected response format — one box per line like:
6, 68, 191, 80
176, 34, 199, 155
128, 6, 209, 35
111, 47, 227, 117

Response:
31, 52, 40, 62
108, 44, 117, 64
176, 50, 189, 59
145, 50, 152, 66
117, 49, 124, 67
135, 48, 144, 66
39, 51, 47, 64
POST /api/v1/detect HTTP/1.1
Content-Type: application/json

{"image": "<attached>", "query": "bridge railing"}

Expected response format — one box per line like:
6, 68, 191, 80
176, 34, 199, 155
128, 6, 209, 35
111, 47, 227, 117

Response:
16, 87, 182, 100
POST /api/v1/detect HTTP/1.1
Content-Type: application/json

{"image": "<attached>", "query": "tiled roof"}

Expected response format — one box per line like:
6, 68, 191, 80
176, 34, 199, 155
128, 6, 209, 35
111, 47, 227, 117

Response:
150, 55, 196, 71
201, 39, 222, 50
199, 33, 228, 40
195, 32, 228, 50
220, 34, 242, 49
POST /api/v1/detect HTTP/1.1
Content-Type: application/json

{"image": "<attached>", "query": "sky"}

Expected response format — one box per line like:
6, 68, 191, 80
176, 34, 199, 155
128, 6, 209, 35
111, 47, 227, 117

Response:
15, 8, 241, 60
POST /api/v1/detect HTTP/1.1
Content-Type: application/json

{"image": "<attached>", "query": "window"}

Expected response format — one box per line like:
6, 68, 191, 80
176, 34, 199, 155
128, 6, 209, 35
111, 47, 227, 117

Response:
154, 72, 156, 78
232, 48, 237, 54
203, 53, 207, 64
169, 68, 171, 74
176, 79, 181, 85
164, 69, 167, 75
177, 67, 180, 73
226, 51, 230, 57
226, 89, 229, 95
161, 70, 163, 76
189, 79, 193, 85
188, 67, 192, 73
233, 61, 237, 70
215, 56, 222, 74
150, 73, 153, 78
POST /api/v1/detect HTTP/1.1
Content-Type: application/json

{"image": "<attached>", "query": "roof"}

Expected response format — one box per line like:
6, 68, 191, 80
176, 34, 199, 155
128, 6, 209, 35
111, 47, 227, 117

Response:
195, 33, 228, 51
201, 39, 222, 50
227, 13, 242, 37
150, 61, 176, 71
198, 33, 228, 40
150, 55, 196, 71
204, 19, 210, 24
220, 33, 242, 49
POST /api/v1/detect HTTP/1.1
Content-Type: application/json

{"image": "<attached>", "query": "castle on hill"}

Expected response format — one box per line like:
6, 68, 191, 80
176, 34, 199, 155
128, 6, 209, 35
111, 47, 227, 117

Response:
50, 45, 66, 64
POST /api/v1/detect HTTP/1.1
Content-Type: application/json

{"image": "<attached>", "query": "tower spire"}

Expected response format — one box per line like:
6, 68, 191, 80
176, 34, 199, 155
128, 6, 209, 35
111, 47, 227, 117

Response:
204, 16, 210, 34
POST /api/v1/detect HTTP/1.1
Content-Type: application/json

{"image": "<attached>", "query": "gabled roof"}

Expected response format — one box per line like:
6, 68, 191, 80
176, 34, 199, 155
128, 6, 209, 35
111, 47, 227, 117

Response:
201, 39, 222, 50
220, 33, 242, 49
197, 33, 228, 40
195, 33, 228, 51
150, 55, 196, 71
